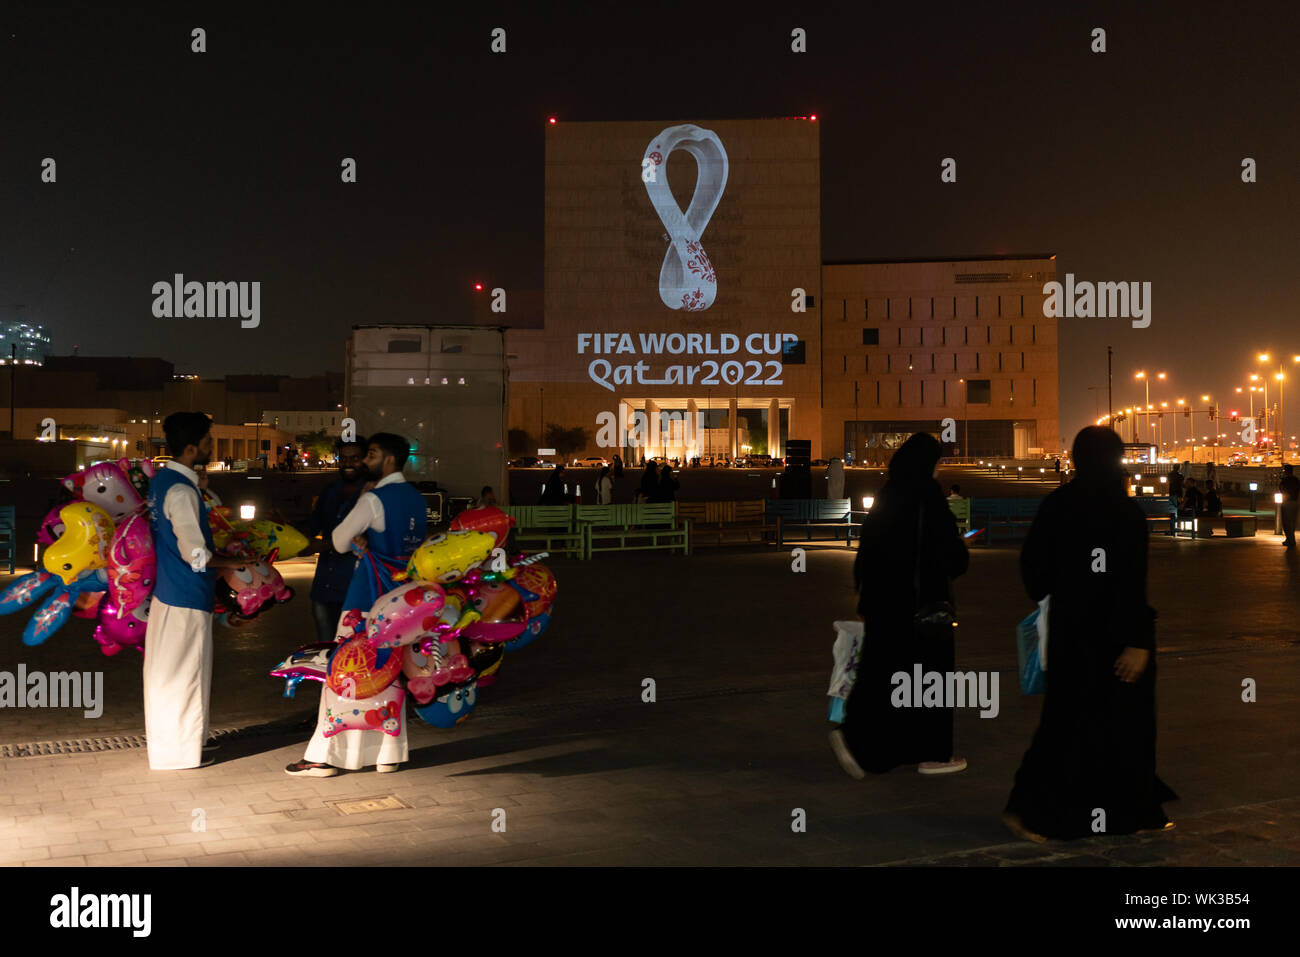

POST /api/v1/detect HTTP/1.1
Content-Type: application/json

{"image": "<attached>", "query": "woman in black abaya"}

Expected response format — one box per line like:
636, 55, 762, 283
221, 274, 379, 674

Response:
1003, 426, 1177, 840
832, 432, 970, 776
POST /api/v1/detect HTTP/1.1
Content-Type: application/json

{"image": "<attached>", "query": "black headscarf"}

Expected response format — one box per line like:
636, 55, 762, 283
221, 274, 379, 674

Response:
1070, 426, 1125, 498
886, 432, 943, 493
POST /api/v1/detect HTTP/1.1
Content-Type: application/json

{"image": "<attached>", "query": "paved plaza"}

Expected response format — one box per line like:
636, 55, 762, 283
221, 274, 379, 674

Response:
1, 496, 1298, 866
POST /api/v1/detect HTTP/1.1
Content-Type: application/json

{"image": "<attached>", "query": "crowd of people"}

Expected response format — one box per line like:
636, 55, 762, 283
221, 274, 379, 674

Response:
829, 427, 1178, 844
537, 458, 680, 505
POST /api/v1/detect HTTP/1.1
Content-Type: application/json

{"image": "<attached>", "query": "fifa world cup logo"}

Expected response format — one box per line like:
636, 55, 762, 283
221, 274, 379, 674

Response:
642, 124, 728, 312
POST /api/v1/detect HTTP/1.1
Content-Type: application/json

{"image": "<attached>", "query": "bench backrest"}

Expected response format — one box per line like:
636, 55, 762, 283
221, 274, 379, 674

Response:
766, 500, 810, 520
0, 505, 13, 529
734, 500, 767, 523
501, 505, 533, 528
529, 505, 574, 529
1015, 499, 1042, 517
1134, 497, 1176, 516
674, 502, 735, 524
630, 502, 677, 526
813, 499, 851, 521
576, 504, 620, 526
675, 502, 707, 523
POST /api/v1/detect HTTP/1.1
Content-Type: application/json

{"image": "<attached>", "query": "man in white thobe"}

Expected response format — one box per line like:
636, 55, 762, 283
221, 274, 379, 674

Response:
142, 412, 219, 770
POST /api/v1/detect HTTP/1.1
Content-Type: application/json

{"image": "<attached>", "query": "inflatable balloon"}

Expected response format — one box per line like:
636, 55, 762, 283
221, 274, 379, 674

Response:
106, 511, 155, 615
327, 636, 402, 699
214, 560, 293, 624
322, 683, 405, 737
466, 639, 504, 688
93, 597, 150, 656
72, 589, 106, 619
43, 502, 114, 585
407, 530, 495, 584
247, 520, 308, 560
413, 681, 477, 728
15, 568, 107, 647
270, 641, 336, 697
402, 641, 473, 705
124, 457, 155, 498
365, 581, 447, 650
0, 571, 60, 615
449, 506, 514, 548
453, 581, 527, 644
511, 562, 557, 619
63, 461, 144, 522
36, 504, 66, 546
506, 609, 551, 652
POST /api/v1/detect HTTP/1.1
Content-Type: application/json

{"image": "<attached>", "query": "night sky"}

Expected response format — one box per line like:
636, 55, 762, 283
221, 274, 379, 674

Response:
3, 2, 1297, 443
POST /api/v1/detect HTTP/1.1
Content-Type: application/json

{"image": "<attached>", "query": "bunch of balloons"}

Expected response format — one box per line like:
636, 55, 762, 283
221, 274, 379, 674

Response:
0, 458, 304, 653
270, 505, 558, 734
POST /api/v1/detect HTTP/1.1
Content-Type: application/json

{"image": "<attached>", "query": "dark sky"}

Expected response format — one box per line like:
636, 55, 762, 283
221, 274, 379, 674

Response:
3, 2, 1297, 443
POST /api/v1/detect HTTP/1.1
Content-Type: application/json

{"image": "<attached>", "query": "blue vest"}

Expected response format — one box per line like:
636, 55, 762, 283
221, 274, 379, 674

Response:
339, 478, 428, 618
147, 466, 217, 611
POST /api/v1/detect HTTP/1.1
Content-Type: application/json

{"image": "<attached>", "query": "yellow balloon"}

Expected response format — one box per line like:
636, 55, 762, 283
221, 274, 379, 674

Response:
44, 502, 114, 585
407, 530, 495, 584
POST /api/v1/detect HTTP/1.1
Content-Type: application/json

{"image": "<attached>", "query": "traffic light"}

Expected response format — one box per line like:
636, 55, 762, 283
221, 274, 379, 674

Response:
1209, 406, 1215, 421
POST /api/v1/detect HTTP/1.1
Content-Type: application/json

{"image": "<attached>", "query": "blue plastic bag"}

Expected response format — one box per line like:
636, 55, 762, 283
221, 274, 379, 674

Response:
1016, 608, 1046, 695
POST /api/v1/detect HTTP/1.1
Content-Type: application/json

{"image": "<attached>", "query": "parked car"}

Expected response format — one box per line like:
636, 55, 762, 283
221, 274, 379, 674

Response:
509, 456, 542, 468
574, 455, 609, 467
1226, 453, 1249, 467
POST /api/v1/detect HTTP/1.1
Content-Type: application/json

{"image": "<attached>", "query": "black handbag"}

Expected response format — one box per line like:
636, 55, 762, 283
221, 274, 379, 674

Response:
913, 505, 957, 639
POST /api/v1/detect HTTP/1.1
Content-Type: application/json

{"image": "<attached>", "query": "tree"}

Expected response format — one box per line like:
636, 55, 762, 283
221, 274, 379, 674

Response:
296, 429, 334, 465
543, 423, 590, 459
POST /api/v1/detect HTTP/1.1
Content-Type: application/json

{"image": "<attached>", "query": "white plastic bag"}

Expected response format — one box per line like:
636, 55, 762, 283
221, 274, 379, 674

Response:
1035, 595, 1050, 671
828, 620, 865, 699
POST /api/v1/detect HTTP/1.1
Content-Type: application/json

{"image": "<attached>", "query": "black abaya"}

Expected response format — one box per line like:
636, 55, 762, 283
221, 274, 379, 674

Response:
1005, 483, 1177, 837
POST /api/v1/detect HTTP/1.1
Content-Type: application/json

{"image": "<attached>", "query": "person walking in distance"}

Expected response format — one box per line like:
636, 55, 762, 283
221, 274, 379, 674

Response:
306, 435, 366, 644
1279, 464, 1300, 548
595, 465, 614, 505
1003, 426, 1176, 842
830, 432, 970, 778
143, 412, 220, 770
287, 433, 427, 777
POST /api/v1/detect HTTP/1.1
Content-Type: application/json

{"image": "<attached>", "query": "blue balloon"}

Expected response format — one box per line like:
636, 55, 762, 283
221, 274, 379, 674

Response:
413, 681, 478, 728
504, 611, 550, 652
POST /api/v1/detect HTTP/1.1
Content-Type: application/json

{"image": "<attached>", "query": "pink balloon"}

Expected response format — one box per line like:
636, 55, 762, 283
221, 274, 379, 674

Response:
62, 461, 144, 522
365, 581, 447, 650
107, 512, 156, 615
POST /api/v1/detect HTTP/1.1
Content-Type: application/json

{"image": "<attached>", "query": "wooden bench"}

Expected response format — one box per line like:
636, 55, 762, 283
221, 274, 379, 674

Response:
581, 503, 690, 559
1134, 496, 1178, 536
508, 505, 584, 559
849, 497, 972, 545
0, 505, 14, 574
675, 500, 777, 546
970, 498, 1040, 545
768, 499, 854, 546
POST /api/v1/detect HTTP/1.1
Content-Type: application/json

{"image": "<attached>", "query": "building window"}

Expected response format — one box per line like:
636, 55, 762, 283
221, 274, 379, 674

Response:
967, 379, 992, 404
876, 381, 880, 405
998, 353, 1003, 371
931, 297, 935, 318
920, 380, 925, 404
1021, 295, 1025, 316
842, 300, 847, 319
440, 335, 468, 354
942, 380, 947, 404
862, 328, 879, 345
1032, 325, 1036, 344
805, 295, 815, 308
975, 296, 979, 317
942, 327, 946, 345
964, 327, 969, 345
986, 326, 991, 344
1021, 352, 1025, 370
909, 298, 913, 318
387, 338, 421, 353
931, 354, 936, 372
898, 381, 902, 405
887, 299, 891, 320
897, 328, 902, 346
783, 339, 807, 364
976, 353, 981, 371
865, 355, 869, 372
1009, 325, 1014, 344
886, 355, 891, 372
998, 296, 1002, 317
1033, 379, 1037, 405
842, 355, 846, 372
953, 296, 957, 317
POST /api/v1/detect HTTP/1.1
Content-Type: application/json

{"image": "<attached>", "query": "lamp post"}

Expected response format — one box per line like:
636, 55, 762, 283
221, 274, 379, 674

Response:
1134, 372, 1147, 441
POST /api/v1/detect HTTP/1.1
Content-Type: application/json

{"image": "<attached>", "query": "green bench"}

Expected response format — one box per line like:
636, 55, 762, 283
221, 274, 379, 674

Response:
970, 498, 1041, 545
579, 503, 690, 559
503, 504, 584, 559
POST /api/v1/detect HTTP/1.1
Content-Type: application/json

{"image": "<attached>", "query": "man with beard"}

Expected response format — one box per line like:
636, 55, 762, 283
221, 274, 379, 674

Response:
143, 412, 220, 770
287, 432, 427, 777
306, 435, 367, 643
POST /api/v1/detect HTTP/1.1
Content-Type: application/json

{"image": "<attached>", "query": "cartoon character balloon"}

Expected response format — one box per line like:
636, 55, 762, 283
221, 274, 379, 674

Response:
327, 637, 403, 699
407, 530, 496, 584
62, 461, 144, 522
322, 683, 405, 738
402, 641, 473, 705
93, 597, 150, 655
270, 642, 336, 697
365, 582, 447, 650
106, 511, 155, 615
43, 502, 114, 585
449, 506, 514, 548
213, 560, 293, 625
413, 681, 477, 728
452, 581, 527, 644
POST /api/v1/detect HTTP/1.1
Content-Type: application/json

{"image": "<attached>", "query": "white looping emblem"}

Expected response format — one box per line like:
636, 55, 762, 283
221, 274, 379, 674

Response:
642, 124, 728, 312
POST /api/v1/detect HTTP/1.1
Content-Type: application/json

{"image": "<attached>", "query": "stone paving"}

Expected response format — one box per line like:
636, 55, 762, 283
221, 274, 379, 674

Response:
1, 512, 1297, 866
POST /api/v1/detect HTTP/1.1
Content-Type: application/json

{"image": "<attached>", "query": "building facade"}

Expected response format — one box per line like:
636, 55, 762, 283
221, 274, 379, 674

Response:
0, 321, 52, 365
503, 117, 1061, 463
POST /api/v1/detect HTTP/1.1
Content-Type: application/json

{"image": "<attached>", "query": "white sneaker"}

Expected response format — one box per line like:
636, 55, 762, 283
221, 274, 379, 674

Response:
828, 729, 865, 780
918, 757, 967, 774
376, 763, 400, 773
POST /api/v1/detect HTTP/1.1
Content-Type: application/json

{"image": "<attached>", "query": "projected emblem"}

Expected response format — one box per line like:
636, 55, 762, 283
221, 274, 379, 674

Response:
643, 124, 728, 312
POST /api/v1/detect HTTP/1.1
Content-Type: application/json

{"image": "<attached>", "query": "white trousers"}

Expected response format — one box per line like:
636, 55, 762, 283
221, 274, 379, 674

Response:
303, 684, 408, 770
142, 599, 213, 770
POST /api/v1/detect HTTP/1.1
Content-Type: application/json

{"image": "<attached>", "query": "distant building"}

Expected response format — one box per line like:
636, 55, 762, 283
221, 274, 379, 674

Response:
261, 410, 345, 435
0, 321, 52, 365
